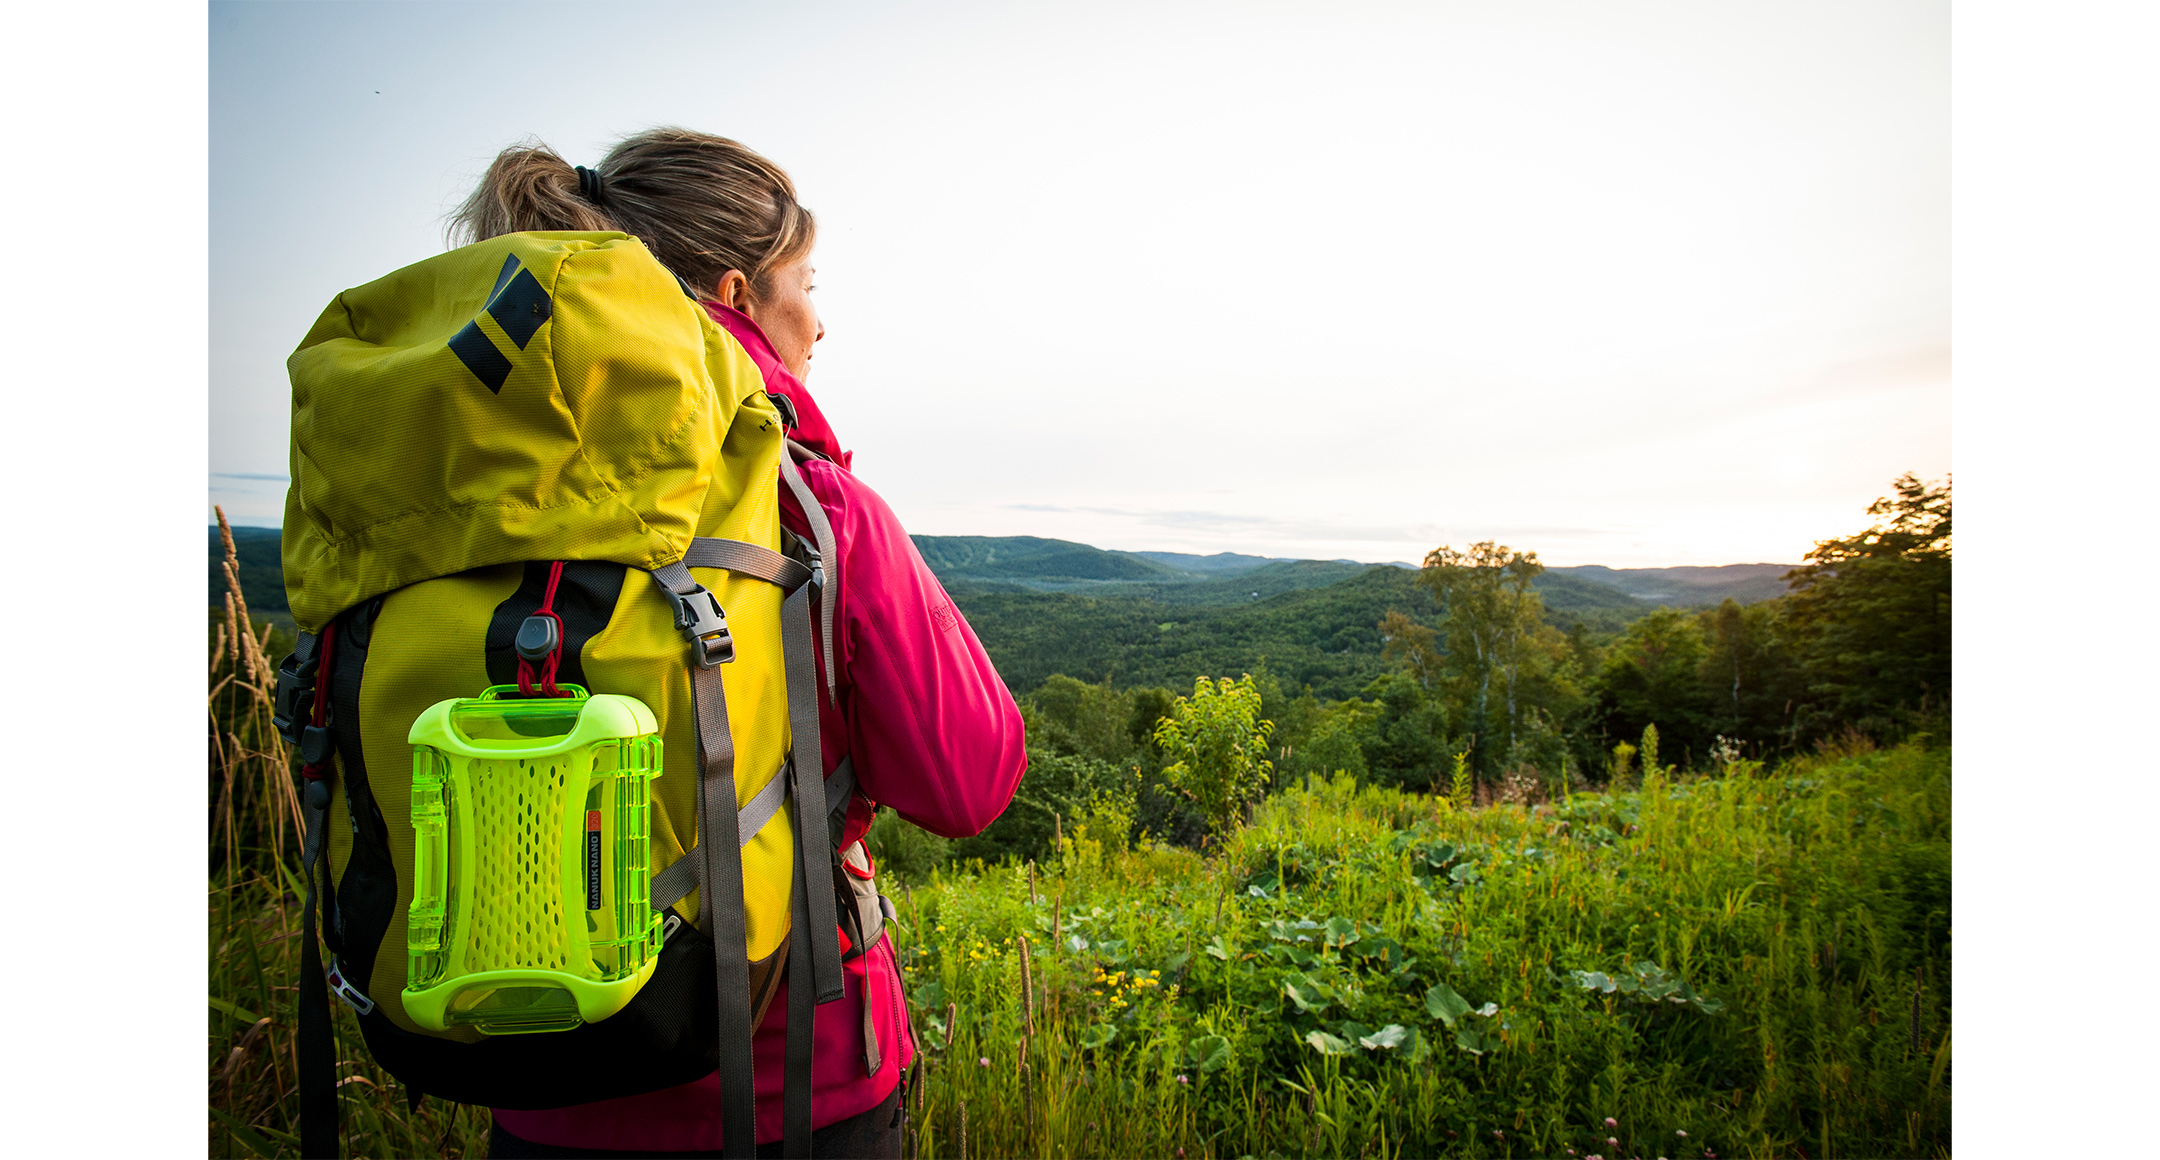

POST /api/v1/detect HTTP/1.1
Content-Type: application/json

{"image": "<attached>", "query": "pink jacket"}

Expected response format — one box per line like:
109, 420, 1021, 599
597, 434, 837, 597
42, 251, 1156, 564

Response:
493, 305, 1028, 1150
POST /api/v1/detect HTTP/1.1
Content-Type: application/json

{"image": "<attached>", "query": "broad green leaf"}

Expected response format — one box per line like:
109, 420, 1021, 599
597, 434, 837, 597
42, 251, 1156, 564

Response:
1165, 951, 1191, 974
1324, 916, 1358, 947
1204, 935, 1233, 961
1080, 1024, 1118, 1049
1066, 934, 1089, 952
1473, 1002, 1499, 1018
1359, 1024, 1411, 1050
1338, 1020, 1372, 1043
1454, 1026, 1494, 1056
1426, 982, 1471, 1026
1283, 972, 1333, 1013
1189, 1034, 1232, 1073
1305, 1029, 1355, 1056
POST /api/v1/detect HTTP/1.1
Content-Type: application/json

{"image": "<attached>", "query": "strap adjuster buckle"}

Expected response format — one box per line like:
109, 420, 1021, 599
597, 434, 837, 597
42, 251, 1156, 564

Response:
325, 957, 375, 1016
662, 584, 734, 668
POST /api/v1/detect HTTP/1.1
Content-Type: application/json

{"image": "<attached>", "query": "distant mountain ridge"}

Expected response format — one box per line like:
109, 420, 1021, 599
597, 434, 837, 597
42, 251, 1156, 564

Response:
210, 526, 1796, 626
1546, 563, 1795, 606
910, 535, 1793, 612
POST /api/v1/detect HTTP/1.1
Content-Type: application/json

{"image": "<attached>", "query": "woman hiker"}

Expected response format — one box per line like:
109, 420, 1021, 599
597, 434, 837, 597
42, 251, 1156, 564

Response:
450, 127, 1028, 1159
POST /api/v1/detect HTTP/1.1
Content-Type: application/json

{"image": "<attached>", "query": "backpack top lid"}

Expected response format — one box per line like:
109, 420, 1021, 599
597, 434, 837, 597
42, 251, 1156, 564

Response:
282, 232, 763, 633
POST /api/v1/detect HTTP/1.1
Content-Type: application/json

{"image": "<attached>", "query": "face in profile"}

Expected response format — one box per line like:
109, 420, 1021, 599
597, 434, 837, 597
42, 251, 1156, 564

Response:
722, 256, 823, 381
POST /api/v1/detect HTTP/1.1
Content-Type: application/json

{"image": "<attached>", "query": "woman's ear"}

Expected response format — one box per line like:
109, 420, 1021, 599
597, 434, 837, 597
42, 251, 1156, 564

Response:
714, 269, 752, 310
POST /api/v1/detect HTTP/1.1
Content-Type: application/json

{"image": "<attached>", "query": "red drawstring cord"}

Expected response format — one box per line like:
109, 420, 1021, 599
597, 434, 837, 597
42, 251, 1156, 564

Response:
516, 561, 571, 697
300, 622, 337, 780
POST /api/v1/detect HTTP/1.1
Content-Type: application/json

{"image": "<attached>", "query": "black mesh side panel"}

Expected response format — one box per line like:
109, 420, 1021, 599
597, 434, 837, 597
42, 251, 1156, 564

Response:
329, 597, 397, 986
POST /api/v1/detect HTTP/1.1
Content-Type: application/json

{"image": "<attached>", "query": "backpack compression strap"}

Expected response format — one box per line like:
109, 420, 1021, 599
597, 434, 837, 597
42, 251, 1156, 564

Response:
649, 556, 763, 1160
650, 534, 848, 1159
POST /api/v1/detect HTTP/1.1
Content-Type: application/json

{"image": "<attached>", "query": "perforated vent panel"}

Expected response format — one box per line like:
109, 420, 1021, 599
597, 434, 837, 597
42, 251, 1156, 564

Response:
462, 756, 571, 972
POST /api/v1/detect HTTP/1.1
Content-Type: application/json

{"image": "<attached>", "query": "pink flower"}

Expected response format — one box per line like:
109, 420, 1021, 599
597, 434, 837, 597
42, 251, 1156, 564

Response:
1493, 1129, 1505, 1138
1605, 1117, 1619, 1128
977, 1057, 990, 1067
1175, 1074, 1189, 1085
1676, 1130, 1688, 1137
1608, 1137, 1620, 1146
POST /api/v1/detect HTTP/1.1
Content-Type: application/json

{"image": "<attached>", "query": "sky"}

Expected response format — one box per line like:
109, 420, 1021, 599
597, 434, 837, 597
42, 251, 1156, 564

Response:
210, 0, 1948, 568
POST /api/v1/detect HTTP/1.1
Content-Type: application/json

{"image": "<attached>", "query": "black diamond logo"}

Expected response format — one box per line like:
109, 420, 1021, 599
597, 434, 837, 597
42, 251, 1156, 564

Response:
450, 255, 553, 393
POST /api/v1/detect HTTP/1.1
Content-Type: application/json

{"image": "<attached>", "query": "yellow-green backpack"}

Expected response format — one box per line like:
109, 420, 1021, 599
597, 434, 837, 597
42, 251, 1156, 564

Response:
273, 232, 876, 1159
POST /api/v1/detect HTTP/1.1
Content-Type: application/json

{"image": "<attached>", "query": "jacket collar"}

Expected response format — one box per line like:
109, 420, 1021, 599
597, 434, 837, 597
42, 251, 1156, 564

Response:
703, 301, 852, 470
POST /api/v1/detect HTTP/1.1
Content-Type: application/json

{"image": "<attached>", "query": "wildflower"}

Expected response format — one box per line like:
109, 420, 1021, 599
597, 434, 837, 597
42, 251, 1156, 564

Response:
1608, 1138, 1619, 1147
1494, 1130, 1504, 1138
1676, 1130, 1687, 1138
1175, 1074, 1189, 1085
1176, 1151, 1185, 1159
1605, 1117, 1618, 1128
978, 1057, 990, 1067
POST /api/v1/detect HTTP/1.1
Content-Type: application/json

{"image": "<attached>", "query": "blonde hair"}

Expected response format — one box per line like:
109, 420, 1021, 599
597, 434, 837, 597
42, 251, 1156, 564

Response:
449, 127, 815, 302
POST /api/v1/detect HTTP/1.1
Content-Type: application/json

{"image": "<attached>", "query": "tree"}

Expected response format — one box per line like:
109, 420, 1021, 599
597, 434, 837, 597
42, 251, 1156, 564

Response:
1417, 542, 1549, 778
1591, 606, 1714, 764
1378, 610, 1443, 690
1152, 674, 1276, 844
1783, 473, 1952, 731
1693, 598, 1805, 754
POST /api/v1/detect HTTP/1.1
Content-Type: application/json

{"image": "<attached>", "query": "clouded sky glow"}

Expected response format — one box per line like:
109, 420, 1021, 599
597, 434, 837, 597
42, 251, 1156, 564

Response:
211, 0, 1947, 567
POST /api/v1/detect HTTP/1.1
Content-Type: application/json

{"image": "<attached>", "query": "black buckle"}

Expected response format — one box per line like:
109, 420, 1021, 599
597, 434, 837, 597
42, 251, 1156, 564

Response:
271, 633, 322, 745
661, 584, 734, 668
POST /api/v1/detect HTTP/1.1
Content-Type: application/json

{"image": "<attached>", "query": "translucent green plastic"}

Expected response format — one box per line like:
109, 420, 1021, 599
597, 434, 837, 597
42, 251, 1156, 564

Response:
404, 685, 664, 1035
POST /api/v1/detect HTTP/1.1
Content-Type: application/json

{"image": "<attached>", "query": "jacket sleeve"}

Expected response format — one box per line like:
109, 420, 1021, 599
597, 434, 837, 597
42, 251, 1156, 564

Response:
779, 458, 1027, 839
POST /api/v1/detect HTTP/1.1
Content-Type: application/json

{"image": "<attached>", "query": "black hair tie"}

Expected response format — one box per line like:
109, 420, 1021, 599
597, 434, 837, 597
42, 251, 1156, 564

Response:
574, 165, 606, 204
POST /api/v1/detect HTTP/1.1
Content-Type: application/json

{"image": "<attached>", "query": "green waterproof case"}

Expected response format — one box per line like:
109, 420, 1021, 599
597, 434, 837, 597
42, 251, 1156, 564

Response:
404, 685, 665, 1035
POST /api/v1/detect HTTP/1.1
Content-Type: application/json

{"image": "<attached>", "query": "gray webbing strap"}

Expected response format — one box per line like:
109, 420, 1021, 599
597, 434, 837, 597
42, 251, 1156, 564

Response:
782, 572, 844, 1156
784, 835, 816, 1157
684, 537, 813, 592
862, 957, 882, 1077
783, 578, 846, 1005
650, 559, 697, 594
688, 658, 759, 1160
824, 756, 855, 827
649, 760, 791, 913
779, 447, 841, 703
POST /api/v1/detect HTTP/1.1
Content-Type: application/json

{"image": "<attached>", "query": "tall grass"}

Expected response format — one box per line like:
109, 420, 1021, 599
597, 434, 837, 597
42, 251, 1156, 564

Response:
212, 509, 1948, 1157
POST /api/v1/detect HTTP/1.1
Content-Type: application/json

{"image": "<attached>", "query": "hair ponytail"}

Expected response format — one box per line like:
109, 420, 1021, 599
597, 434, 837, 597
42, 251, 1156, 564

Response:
449, 128, 814, 304
449, 140, 616, 241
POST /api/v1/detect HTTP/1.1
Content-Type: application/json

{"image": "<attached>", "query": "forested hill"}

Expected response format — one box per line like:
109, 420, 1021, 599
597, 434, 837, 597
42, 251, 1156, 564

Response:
947, 563, 1442, 700
209, 526, 1796, 698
